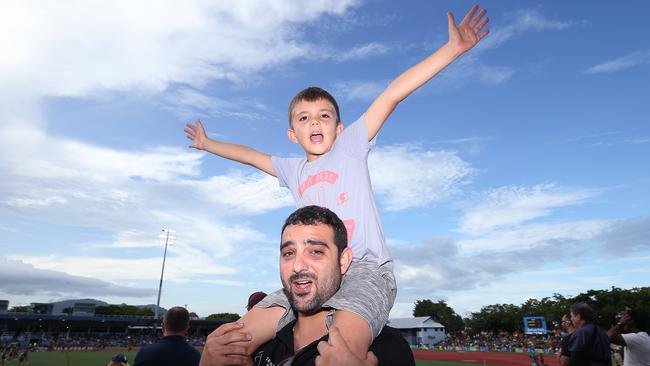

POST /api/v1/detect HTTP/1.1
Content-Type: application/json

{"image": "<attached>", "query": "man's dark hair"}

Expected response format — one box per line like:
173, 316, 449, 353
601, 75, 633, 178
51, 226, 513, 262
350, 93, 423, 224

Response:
288, 86, 341, 125
628, 308, 650, 332
570, 302, 594, 322
281, 205, 347, 254
163, 306, 190, 333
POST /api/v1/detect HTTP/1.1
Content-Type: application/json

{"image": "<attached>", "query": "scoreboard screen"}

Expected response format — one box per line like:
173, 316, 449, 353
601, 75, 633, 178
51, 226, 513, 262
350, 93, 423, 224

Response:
523, 316, 547, 334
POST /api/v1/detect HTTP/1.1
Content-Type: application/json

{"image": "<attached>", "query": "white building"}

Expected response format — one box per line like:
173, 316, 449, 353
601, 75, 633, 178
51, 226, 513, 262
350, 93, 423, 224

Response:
388, 316, 446, 348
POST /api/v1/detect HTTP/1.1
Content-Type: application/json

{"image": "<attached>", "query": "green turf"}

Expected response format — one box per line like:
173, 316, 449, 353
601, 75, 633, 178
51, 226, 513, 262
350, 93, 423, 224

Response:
4, 351, 138, 366
6, 351, 471, 366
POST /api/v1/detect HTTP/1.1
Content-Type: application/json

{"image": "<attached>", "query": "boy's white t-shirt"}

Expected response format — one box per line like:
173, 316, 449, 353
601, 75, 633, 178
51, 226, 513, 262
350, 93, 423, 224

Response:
621, 331, 650, 366
272, 115, 392, 267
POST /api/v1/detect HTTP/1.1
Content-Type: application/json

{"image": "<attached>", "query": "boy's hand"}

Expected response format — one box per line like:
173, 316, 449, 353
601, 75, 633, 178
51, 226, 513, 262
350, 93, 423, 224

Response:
447, 4, 489, 55
185, 118, 208, 151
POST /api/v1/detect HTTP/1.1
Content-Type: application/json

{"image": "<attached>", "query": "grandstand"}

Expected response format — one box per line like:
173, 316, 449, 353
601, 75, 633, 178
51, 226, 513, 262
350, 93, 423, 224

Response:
0, 299, 227, 348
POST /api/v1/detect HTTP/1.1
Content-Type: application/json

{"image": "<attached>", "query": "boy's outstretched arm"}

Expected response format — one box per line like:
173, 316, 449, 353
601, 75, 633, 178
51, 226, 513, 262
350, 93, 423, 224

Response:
364, 4, 489, 141
184, 118, 275, 176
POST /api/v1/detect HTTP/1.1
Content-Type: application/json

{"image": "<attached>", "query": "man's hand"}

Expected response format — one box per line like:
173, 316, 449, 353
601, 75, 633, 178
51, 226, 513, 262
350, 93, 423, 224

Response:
185, 118, 208, 151
315, 326, 378, 366
447, 4, 489, 55
200, 322, 252, 366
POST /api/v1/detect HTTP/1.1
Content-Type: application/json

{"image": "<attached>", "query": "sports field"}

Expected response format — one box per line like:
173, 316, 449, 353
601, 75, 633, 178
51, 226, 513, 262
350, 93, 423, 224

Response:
3, 351, 460, 366
2, 350, 559, 366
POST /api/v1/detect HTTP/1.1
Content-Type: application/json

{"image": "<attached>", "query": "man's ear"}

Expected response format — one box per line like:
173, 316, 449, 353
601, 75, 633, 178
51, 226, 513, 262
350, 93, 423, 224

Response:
339, 247, 352, 275
287, 128, 299, 144
336, 122, 344, 135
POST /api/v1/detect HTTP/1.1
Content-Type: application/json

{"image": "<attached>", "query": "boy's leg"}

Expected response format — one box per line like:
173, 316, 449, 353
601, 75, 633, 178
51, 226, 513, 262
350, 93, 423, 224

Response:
237, 306, 286, 353
331, 310, 372, 360
233, 289, 294, 355
324, 261, 397, 359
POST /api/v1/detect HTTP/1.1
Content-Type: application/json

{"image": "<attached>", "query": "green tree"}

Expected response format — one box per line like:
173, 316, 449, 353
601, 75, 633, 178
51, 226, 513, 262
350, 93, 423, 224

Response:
206, 313, 240, 322
466, 303, 521, 333
95, 304, 154, 316
413, 299, 464, 333
9, 306, 29, 313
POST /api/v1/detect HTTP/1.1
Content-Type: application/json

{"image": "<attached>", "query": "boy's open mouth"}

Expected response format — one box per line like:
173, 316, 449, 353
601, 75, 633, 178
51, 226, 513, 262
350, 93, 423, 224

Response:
310, 132, 323, 144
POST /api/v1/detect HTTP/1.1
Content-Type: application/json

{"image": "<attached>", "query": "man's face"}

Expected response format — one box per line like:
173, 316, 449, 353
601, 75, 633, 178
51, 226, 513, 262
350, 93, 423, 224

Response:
561, 316, 572, 331
570, 312, 583, 328
280, 223, 349, 314
288, 98, 343, 161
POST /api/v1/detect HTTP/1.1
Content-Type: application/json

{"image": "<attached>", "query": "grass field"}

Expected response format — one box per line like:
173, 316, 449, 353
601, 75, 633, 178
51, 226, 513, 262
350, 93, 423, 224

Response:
2, 351, 469, 366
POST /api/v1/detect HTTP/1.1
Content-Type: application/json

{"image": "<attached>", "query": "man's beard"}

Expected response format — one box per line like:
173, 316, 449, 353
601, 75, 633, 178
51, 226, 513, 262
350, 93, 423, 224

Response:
282, 267, 341, 315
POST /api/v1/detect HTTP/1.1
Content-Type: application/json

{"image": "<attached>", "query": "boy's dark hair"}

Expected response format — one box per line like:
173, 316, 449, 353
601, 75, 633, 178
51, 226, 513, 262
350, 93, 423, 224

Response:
288, 86, 341, 125
281, 205, 347, 255
628, 308, 650, 332
570, 302, 594, 322
163, 306, 190, 333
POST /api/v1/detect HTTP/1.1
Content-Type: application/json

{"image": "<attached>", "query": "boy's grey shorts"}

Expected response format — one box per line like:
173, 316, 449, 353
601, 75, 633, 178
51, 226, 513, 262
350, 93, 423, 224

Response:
256, 261, 396, 340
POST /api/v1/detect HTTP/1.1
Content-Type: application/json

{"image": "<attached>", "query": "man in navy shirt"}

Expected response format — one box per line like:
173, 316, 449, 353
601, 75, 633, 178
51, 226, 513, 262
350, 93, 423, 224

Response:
134, 306, 200, 366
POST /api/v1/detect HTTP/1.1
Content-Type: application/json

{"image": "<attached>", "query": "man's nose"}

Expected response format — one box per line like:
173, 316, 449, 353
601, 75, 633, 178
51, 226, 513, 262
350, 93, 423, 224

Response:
292, 251, 309, 272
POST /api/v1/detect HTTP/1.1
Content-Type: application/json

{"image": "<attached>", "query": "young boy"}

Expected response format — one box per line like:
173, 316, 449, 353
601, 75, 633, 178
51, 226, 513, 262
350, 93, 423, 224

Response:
186, 5, 489, 362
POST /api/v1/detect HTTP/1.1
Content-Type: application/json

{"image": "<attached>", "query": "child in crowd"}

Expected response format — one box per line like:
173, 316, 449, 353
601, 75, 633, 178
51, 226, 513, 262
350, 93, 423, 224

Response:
185, 5, 489, 361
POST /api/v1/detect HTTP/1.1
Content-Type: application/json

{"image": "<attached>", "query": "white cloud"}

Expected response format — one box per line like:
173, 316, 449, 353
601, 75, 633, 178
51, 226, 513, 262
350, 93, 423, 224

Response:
185, 171, 292, 214
0, 0, 361, 100
333, 80, 387, 102
12, 252, 237, 284
369, 144, 473, 211
458, 219, 610, 253
584, 50, 650, 74
480, 8, 580, 51
458, 184, 599, 234
424, 8, 578, 91
337, 42, 390, 62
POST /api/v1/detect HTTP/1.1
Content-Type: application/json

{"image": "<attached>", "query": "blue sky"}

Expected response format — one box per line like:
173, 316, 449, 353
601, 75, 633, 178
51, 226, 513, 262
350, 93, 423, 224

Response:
1, 0, 649, 319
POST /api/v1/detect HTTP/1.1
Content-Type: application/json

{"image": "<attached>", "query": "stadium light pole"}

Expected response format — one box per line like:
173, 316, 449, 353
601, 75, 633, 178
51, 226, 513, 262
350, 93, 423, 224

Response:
155, 229, 176, 321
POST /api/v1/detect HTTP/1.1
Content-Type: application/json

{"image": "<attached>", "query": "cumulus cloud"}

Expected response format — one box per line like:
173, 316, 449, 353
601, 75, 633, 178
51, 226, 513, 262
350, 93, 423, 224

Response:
458, 184, 599, 234
0, 258, 155, 297
369, 144, 473, 211
0, 122, 284, 290
0, 0, 361, 100
583, 50, 650, 74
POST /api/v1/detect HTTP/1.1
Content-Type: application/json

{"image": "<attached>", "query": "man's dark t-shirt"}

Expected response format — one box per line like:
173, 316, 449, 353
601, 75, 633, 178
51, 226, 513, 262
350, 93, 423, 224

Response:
252, 320, 415, 366
568, 323, 611, 366
133, 335, 200, 366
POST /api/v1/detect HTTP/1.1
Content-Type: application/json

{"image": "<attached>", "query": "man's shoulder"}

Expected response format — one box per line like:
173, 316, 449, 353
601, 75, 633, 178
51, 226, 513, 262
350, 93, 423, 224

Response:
622, 331, 650, 345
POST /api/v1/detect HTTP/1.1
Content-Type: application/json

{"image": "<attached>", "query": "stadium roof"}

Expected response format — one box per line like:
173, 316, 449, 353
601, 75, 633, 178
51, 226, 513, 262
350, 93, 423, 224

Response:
388, 316, 444, 329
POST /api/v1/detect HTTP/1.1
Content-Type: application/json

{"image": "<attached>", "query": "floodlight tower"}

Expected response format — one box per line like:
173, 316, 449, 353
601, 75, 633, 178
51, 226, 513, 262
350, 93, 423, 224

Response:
155, 229, 176, 320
